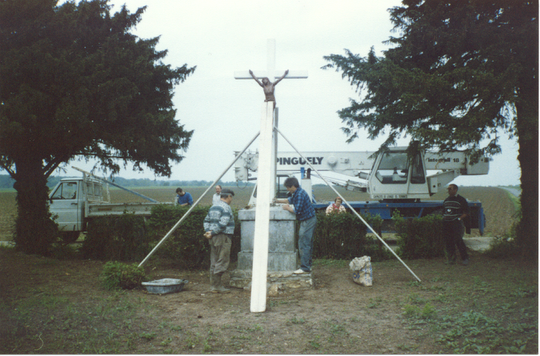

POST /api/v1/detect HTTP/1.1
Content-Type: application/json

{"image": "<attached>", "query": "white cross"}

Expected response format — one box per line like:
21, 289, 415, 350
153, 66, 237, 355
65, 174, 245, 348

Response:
235, 39, 307, 313
234, 39, 308, 199
234, 39, 308, 82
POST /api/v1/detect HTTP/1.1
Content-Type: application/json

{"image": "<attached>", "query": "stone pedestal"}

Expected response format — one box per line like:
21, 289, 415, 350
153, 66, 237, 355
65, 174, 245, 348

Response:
229, 206, 313, 293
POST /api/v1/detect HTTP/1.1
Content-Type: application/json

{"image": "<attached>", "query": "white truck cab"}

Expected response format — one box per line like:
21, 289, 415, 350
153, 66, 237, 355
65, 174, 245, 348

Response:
49, 177, 107, 241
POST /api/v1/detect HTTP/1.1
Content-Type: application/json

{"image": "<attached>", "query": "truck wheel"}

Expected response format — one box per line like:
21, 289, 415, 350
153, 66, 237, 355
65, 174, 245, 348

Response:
60, 232, 80, 243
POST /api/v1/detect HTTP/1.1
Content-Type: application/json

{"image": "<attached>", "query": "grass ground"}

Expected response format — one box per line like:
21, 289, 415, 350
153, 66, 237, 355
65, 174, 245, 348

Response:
0, 247, 536, 354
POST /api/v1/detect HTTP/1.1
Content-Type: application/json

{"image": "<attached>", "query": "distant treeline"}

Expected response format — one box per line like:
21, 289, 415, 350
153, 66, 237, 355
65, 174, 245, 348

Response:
0, 175, 251, 190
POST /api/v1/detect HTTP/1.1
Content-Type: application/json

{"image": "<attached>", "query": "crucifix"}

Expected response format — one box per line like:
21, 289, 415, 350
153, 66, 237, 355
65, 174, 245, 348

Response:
235, 39, 307, 313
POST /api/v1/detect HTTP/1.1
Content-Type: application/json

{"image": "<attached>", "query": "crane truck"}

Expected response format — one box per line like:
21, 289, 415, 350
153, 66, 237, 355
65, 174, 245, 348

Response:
49, 167, 174, 242
234, 147, 489, 233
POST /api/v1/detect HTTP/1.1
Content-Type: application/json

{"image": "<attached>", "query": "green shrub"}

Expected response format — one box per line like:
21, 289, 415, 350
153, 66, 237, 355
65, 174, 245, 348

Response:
100, 261, 146, 290
50, 242, 80, 260
146, 205, 241, 270
484, 237, 522, 259
313, 211, 390, 261
81, 214, 148, 261
393, 212, 445, 259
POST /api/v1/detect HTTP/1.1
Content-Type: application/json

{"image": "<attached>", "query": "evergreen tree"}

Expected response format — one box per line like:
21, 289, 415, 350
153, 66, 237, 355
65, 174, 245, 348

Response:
324, 0, 537, 259
0, 0, 195, 255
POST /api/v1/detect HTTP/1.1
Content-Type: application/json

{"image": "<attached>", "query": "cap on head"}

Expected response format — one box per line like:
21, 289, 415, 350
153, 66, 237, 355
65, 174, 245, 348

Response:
220, 189, 234, 198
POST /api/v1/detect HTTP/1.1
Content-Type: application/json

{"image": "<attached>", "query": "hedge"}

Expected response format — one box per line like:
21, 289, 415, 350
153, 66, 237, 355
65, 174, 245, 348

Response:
393, 211, 446, 259
81, 213, 148, 261
146, 205, 241, 270
313, 211, 392, 261
79, 205, 446, 266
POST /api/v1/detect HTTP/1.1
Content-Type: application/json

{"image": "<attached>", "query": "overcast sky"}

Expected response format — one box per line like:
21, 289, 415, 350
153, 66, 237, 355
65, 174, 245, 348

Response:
58, 0, 521, 187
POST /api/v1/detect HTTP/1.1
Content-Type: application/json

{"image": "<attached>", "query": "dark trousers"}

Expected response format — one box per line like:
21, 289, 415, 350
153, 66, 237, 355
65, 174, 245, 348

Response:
209, 234, 231, 275
443, 220, 469, 261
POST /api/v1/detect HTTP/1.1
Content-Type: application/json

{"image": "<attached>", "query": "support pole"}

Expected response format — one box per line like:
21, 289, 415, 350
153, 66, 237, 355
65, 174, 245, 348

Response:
72, 166, 159, 203
250, 102, 274, 312
275, 127, 421, 283
138, 132, 260, 268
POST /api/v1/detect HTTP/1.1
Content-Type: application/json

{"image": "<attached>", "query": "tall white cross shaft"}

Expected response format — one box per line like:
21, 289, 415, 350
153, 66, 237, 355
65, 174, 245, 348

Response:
250, 102, 274, 312
234, 39, 307, 313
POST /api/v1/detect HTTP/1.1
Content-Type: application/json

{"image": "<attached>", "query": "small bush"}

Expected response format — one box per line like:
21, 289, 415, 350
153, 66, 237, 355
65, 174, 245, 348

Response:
100, 261, 146, 290
393, 212, 445, 259
484, 237, 522, 259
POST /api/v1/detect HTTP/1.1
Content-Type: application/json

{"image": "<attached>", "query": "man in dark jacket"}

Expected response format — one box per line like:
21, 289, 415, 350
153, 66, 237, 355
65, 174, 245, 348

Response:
443, 184, 470, 265
275, 177, 317, 274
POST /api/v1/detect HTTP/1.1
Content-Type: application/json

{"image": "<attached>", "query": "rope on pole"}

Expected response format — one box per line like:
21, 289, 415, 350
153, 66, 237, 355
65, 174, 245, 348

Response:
275, 127, 421, 282
138, 131, 261, 267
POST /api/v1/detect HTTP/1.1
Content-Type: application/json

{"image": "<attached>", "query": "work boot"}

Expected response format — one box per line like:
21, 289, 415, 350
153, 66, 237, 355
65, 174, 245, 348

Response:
210, 274, 219, 293
215, 273, 230, 294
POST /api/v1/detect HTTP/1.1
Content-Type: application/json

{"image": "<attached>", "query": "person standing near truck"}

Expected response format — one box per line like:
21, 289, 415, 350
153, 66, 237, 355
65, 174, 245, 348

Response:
176, 188, 193, 206
203, 188, 235, 293
443, 184, 470, 265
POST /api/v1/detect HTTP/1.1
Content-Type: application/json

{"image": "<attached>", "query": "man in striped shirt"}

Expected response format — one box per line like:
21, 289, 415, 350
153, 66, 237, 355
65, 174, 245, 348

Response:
204, 189, 235, 293
276, 177, 317, 274
443, 184, 470, 265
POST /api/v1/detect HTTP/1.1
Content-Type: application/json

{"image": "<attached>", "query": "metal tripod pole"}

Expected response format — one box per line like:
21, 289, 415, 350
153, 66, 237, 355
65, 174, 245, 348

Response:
275, 127, 421, 282
138, 132, 260, 267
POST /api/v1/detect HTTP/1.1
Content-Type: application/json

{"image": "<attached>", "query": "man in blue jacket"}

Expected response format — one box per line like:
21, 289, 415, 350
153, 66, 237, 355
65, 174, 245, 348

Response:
176, 188, 193, 206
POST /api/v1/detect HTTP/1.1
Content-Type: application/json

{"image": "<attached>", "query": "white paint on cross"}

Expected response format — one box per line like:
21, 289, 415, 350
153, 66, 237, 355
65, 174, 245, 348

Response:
234, 39, 308, 81
234, 39, 307, 313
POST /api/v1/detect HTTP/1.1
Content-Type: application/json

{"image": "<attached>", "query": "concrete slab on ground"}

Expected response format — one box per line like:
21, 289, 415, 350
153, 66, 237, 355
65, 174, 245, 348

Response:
463, 237, 495, 252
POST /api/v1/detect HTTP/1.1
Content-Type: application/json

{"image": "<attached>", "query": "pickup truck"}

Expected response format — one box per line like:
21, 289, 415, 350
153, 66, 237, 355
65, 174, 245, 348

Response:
49, 170, 173, 242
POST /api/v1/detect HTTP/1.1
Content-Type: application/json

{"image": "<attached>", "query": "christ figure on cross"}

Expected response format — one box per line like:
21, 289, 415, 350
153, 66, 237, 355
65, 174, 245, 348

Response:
249, 69, 289, 108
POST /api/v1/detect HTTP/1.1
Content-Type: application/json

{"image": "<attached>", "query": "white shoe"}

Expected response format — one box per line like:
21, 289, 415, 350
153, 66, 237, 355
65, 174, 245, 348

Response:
293, 268, 308, 274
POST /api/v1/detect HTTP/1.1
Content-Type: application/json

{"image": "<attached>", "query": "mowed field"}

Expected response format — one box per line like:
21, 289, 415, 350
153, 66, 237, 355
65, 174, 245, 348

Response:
0, 185, 518, 241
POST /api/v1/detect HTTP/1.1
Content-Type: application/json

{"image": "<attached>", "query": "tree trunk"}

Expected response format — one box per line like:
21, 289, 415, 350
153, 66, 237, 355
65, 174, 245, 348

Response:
13, 158, 58, 255
515, 100, 538, 261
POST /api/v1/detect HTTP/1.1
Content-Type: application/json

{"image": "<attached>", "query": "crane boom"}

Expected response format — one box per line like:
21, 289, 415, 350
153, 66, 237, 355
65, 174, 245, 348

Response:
234, 147, 488, 234
235, 147, 489, 199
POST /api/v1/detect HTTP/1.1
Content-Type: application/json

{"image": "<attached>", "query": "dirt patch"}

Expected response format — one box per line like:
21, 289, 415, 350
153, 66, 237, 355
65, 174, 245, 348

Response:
0, 247, 537, 354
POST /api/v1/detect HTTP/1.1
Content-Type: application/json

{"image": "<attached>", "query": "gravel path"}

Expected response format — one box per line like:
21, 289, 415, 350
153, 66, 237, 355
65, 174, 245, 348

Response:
499, 186, 521, 197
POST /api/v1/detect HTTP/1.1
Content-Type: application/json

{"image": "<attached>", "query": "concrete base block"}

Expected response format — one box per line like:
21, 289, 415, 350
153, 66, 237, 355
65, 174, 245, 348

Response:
231, 206, 314, 292
229, 269, 313, 294
237, 250, 298, 272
